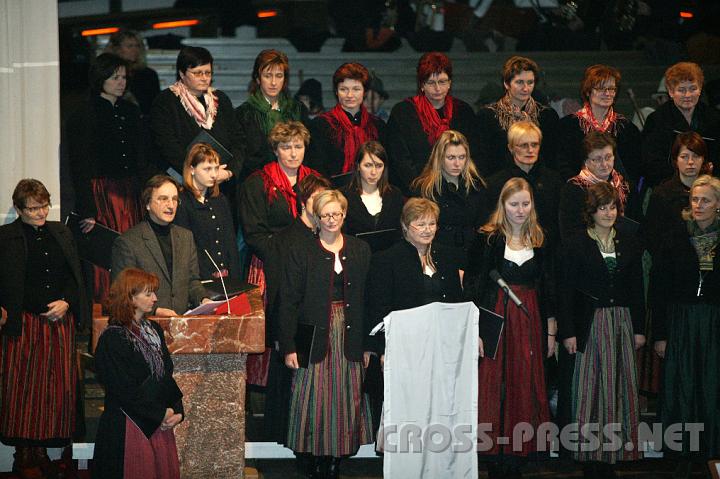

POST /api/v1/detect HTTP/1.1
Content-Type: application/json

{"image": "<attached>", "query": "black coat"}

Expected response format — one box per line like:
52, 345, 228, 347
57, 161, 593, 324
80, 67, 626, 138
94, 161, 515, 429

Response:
386, 98, 480, 195
306, 110, 387, 177
475, 104, 559, 177
365, 240, 464, 353
0, 220, 88, 337
555, 114, 641, 183
649, 226, 720, 341
150, 88, 245, 179
92, 320, 183, 479
487, 163, 564, 248
642, 174, 690, 256
278, 235, 371, 363
127, 66, 161, 116
340, 185, 404, 252
641, 101, 720, 188
173, 189, 240, 280
557, 230, 645, 352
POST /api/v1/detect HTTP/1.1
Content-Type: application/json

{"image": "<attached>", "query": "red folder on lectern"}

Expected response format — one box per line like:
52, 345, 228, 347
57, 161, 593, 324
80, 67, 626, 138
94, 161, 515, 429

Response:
213, 293, 251, 316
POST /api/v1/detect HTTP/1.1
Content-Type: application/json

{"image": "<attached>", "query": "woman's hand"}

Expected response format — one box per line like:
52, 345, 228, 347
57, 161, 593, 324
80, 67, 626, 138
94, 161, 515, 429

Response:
478, 338, 484, 358
155, 307, 179, 317
79, 217, 96, 233
563, 336, 577, 354
161, 408, 182, 430
363, 352, 371, 368
216, 164, 233, 183
634, 334, 646, 350
43, 300, 69, 322
380, 354, 384, 368
285, 352, 299, 369
0, 307, 7, 328
547, 335, 557, 358
654, 340, 667, 358
200, 298, 212, 304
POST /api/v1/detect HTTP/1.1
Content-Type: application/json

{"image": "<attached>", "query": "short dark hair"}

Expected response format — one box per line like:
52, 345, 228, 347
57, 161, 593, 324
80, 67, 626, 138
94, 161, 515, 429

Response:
582, 130, 616, 158
333, 63, 370, 93
502, 56, 539, 86
298, 174, 331, 205
251, 49, 290, 95
141, 175, 180, 208
672, 131, 710, 173
348, 141, 391, 196
12, 178, 51, 210
89, 53, 127, 95
583, 182, 619, 227
416, 52, 452, 93
176, 46, 213, 80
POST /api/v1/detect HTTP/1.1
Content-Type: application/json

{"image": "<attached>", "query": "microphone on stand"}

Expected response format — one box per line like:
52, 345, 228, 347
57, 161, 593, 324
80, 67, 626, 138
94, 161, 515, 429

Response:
489, 269, 530, 318
204, 249, 231, 315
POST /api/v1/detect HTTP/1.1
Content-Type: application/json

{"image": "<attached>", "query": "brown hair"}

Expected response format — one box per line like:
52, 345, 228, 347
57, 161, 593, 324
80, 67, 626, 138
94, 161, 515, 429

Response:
12, 178, 51, 210
502, 56, 538, 86
401, 198, 440, 270
105, 29, 147, 68
333, 63, 370, 93
580, 64, 621, 103
105, 268, 160, 327
298, 174, 331, 205
481, 177, 544, 248
250, 49, 290, 95
183, 143, 221, 199
665, 62, 704, 91
672, 131, 710, 174
141, 175, 180, 209
268, 120, 311, 150
582, 130, 617, 158
416, 52, 452, 93
348, 141, 392, 196
583, 182, 619, 227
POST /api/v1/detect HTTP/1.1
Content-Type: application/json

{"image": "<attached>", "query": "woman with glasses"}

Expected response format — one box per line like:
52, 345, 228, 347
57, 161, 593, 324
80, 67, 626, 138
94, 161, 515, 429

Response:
476, 56, 559, 176
306, 62, 386, 178
235, 49, 308, 178
150, 46, 243, 196
386, 52, 480, 195
411, 130, 489, 268
559, 131, 632, 241
238, 121, 319, 387
279, 190, 373, 479
555, 65, 641, 184
642, 62, 720, 189
0, 179, 87, 479
464, 177, 556, 479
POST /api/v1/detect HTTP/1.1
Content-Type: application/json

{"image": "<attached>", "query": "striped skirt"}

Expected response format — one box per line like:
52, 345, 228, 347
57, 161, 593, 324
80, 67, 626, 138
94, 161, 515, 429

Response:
0, 312, 76, 446
570, 307, 641, 463
246, 255, 271, 386
287, 302, 373, 456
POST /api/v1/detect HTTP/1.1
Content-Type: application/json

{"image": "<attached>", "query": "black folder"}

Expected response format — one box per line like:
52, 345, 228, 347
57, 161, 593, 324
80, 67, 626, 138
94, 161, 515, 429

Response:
355, 228, 401, 252
330, 172, 354, 188
295, 323, 316, 368
65, 212, 120, 270
188, 130, 234, 165
478, 306, 505, 360
201, 277, 258, 301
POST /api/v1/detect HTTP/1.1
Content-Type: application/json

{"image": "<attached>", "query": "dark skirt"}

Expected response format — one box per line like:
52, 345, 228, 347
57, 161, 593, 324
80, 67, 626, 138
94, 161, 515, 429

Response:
91, 177, 142, 304
0, 312, 76, 446
287, 302, 373, 456
478, 285, 550, 457
660, 302, 720, 458
570, 307, 641, 463
246, 254, 271, 386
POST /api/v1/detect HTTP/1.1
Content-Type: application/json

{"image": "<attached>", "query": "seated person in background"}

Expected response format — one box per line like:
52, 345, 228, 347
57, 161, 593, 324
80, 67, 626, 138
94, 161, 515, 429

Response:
111, 175, 209, 317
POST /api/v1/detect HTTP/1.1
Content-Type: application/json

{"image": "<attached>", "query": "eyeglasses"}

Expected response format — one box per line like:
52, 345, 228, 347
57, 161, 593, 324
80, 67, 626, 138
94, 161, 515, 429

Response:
410, 221, 437, 232
23, 203, 50, 214
319, 212, 344, 222
514, 142, 540, 151
424, 79, 450, 88
593, 86, 617, 94
187, 69, 213, 78
588, 154, 614, 164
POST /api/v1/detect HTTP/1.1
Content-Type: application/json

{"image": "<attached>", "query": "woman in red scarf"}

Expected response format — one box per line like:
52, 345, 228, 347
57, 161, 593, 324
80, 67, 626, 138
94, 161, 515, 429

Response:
386, 52, 479, 195
555, 64, 641, 183
307, 63, 386, 178
238, 121, 319, 387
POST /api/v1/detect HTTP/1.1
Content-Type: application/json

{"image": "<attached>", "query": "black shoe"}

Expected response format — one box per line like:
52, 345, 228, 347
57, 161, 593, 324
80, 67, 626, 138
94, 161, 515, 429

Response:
310, 456, 328, 479
326, 457, 341, 479
487, 463, 504, 479
295, 453, 315, 477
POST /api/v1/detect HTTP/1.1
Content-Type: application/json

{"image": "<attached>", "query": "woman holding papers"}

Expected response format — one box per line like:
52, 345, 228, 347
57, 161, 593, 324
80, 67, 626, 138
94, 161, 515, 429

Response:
174, 143, 240, 281
340, 140, 403, 253
465, 177, 556, 479
558, 182, 645, 478
279, 190, 373, 479
93, 268, 183, 479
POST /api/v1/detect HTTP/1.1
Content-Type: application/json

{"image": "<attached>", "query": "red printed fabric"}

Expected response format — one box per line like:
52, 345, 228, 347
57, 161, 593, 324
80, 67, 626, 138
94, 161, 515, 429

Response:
246, 255, 271, 386
318, 104, 379, 173
122, 415, 180, 479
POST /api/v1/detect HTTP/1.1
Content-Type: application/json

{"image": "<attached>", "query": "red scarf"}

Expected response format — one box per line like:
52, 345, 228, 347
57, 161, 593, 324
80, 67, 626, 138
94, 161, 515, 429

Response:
411, 94, 455, 146
319, 104, 379, 173
575, 102, 619, 135
258, 162, 318, 217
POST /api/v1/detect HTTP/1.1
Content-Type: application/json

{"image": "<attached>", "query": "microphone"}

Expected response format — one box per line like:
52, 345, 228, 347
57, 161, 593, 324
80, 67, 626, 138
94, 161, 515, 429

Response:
204, 249, 231, 315
489, 269, 530, 317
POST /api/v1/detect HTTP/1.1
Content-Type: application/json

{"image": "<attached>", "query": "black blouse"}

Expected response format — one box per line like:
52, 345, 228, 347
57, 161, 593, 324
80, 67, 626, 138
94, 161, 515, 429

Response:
642, 174, 690, 256
174, 189, 240, 280
340, 185, 404, 252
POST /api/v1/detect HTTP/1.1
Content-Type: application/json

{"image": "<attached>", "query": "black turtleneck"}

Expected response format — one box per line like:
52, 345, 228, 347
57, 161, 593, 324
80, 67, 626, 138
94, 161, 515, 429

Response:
148, 219, 173, 276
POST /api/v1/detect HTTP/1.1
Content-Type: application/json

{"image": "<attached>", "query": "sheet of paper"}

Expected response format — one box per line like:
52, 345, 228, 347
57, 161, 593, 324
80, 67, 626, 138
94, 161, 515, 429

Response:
184, 299, 227, 316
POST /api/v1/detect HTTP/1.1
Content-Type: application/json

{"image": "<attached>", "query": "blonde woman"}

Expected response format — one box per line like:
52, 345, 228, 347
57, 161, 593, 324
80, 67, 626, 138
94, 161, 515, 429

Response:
411, 129, 489, 267
464, 177, 556, 478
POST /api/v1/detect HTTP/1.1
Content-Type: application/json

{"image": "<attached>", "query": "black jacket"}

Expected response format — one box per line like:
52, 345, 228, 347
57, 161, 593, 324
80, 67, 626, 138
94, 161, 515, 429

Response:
642, 174, 690, 256
365, 240, 464, 353
557, 230, 646, 352
340, 185, 404, 252
278, 235, 371, 363
650, 224, 720, 341
641, 101, 720, 188
0, 219, 88, 336
386, 98, 480, 195
475, 104, 559, 177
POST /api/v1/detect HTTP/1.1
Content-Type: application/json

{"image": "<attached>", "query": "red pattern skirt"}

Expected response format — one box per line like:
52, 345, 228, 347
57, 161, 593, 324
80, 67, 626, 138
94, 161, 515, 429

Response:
122, 415, 180, 479
0, 312, 76, 445
91, 177, 142, 304
246, 255, 271, 386
477, 286, 550, 457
